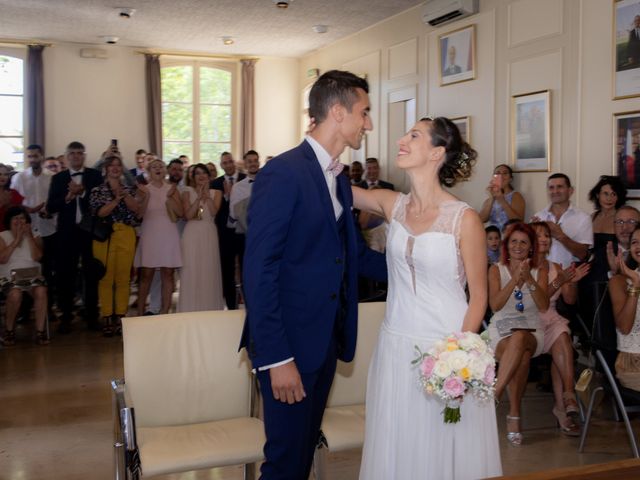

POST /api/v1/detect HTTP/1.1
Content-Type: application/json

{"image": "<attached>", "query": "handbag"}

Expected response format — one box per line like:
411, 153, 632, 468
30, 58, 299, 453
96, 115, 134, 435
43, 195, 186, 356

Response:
79, 214, 113, 242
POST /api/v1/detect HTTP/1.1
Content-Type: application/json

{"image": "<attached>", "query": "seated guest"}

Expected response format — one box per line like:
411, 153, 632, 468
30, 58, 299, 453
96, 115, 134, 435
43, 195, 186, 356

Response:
135, 159, 183, 315
358, 157, 394, 190
532, 221, 590, 435
589, 175, 626, 252
178, 164, 224, 312
90, 155, 144, 336
486, 225, 501, 264
0, 164, 24, 230
479, 164, 525, 231
486, 222, 549, 446
608, 225, 640, 391
0, 206, 48, 346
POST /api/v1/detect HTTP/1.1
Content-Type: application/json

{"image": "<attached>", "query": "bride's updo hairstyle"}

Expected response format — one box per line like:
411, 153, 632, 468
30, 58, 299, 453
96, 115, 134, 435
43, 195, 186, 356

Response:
420, 116, 477, 188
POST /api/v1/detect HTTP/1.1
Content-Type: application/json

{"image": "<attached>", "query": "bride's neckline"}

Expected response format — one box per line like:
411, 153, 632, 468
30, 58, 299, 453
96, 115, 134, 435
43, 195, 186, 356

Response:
398, 194, 459, 237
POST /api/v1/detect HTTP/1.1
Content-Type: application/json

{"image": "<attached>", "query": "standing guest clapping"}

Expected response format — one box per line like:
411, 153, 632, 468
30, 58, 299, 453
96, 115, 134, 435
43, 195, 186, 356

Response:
135, 159, 183, 315
178, 164, 224, 312
479, 164, 526, 231
90, 155, 144, 336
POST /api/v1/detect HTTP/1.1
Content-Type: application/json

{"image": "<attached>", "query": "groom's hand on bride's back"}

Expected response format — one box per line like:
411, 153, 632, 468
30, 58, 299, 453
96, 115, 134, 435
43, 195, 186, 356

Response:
270, 362, 306, 404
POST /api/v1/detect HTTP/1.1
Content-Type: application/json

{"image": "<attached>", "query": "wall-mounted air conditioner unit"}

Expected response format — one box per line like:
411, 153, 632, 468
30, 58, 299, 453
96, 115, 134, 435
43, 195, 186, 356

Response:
422, 0, 479, 27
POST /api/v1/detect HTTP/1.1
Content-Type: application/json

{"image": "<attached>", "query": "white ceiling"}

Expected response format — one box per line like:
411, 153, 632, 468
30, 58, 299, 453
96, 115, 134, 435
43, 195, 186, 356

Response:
0, 0, 424, 58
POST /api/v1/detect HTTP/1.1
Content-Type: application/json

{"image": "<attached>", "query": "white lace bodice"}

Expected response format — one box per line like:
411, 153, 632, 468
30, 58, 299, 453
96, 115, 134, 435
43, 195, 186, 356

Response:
619, 278, 640, 354
383, 194, 470, 341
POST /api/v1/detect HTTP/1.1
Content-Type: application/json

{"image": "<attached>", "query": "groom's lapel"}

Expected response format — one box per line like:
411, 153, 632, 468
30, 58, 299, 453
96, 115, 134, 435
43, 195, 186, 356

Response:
302, 141, 340, 243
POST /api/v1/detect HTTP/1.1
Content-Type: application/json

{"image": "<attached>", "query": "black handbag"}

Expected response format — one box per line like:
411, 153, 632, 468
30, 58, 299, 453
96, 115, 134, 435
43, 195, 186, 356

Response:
79, 214, 113, 242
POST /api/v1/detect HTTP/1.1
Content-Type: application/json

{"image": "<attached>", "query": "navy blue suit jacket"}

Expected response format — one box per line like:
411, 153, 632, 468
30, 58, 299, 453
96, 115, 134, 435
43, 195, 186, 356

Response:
241, 140, 376, 373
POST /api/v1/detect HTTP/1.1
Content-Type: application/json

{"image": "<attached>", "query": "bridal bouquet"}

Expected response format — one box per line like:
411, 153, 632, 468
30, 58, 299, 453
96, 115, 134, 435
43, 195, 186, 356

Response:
412, 331, 496, 424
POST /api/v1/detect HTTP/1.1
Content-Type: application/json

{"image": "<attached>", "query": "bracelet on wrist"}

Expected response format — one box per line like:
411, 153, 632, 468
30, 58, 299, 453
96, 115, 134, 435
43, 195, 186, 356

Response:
626, 286, 640, 296
551, 280, 561, 290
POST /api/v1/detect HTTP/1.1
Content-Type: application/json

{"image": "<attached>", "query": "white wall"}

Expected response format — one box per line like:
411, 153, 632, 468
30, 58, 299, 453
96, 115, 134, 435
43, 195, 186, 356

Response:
254, 56, 300, 160
43, 43, 147, 167
40, 44, 300, 168
299, 0, 633, 215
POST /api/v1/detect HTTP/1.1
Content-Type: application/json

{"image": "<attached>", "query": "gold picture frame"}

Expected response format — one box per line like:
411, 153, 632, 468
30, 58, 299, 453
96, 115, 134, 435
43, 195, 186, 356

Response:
613, 110, 640, 198
450, 116, 471, 143
612, 0, 640, 100
438, 25, 476, 86
510, 90, 551, 172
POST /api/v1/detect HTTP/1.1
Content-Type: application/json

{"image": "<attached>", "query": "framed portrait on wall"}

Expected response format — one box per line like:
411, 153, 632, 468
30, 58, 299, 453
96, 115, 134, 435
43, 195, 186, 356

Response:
613, 110, 640, 198
510, 90, 551, 172
438, 25, 476, 86
450, 116, 471, 143
613, 0, 640, 99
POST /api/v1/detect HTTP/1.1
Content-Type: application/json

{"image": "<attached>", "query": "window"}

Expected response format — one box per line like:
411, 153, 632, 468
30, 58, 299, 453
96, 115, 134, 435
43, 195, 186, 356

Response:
161, 61, 234, 163
0, 53, 24, 167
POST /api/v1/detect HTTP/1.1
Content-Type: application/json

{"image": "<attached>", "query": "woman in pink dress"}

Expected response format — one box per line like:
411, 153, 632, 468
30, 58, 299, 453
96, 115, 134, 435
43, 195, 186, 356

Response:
531, 221, 590, 436
135, 159, 183, 315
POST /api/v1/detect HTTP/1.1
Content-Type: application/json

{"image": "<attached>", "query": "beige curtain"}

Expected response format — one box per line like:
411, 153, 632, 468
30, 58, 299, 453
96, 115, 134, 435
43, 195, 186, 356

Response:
27, 45, 46, 148
241, 59, 257, 155
145, 54, 162, 157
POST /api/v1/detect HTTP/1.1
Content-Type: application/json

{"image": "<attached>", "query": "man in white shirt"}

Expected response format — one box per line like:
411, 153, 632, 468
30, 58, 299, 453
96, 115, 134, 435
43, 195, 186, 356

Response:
532, 173, 592, 268
228, 150, 260, 235
13, 145, 57, 314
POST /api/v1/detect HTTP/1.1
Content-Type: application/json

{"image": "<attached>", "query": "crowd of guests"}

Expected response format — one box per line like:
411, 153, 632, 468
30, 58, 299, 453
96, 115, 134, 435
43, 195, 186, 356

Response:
2, 138, 639, 452
0, 142, 259, 343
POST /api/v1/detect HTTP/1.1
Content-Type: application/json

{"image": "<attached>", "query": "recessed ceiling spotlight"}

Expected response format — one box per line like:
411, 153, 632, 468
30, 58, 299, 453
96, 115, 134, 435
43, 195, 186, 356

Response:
273, 0, 293, 8
116, 7, 136, 19
222, 36, 234, 45
312, 24, 328, 34
101, 35, 119, 45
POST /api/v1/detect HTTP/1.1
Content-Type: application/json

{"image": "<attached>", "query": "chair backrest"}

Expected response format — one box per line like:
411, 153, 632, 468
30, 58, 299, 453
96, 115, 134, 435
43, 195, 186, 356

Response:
326, 302, 386, 407
122, 310, 252, 428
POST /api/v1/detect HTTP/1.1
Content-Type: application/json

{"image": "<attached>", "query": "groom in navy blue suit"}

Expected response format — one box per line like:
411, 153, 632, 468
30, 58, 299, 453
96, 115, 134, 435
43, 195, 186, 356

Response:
241, 70, 384, 479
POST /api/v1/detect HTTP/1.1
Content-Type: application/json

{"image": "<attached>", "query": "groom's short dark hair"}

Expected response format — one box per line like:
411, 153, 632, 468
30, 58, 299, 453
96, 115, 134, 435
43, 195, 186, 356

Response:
308, 70, 369, 125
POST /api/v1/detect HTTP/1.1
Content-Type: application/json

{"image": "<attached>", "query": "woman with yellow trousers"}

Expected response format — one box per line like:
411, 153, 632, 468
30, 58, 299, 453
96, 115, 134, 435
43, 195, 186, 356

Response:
90, 155, 144, 336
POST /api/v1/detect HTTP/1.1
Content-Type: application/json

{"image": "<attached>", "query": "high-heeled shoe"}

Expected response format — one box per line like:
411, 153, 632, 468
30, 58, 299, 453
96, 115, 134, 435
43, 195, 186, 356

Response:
552, 406, 581, 437
563, 392, 581, 423
506, 415, 523, 446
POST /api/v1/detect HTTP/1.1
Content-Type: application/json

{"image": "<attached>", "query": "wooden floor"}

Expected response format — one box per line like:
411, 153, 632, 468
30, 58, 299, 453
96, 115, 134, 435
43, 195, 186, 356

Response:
1, 318, 639, 480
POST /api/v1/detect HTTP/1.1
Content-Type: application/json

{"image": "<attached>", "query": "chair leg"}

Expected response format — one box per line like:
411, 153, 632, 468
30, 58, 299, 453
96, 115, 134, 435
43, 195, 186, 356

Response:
611, 394, 621, 422
578, 386, 603, 453
313, 446, 328, 480
243, 462, 257, 480
609, 383, 640, 458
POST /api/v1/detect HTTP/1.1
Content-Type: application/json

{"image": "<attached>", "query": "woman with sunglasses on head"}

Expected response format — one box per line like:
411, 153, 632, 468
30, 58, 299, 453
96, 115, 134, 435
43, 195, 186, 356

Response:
486, 222, 549, 446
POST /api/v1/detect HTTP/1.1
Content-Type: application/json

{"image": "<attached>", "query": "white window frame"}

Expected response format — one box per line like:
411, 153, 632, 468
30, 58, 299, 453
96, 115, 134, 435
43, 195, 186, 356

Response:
0, 47, 26, 168
160, 57, 237, 162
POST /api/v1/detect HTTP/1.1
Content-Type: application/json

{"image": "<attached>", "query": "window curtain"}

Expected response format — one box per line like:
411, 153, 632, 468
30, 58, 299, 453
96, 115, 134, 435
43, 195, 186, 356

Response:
27, 45, 46, 148
145, 54, 162, 157
241, 59, 257, 155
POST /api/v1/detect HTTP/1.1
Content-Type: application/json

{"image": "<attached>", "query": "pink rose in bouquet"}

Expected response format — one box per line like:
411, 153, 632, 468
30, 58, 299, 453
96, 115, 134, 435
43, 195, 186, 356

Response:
420, 356, 436, 377
443, 376, 465, 398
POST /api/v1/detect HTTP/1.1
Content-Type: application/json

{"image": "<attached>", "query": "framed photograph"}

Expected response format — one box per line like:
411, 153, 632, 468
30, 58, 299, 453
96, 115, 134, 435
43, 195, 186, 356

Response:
510, 90, 551, 172
613, 0, 640, 99
613, 110, 640, 198
450, 116, 471, 143
438, 25, 476, 86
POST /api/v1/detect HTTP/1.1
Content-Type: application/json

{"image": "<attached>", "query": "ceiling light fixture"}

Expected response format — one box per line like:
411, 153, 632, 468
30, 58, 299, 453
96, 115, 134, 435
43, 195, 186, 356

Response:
116, 7, 136, 19
312, 25, 328, 34
273, 0, 293, 9
222, 36, 234, 45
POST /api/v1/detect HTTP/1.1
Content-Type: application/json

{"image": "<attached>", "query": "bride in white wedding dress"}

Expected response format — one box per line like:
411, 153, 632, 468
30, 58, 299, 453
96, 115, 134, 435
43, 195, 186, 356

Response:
353, 117, 502, 479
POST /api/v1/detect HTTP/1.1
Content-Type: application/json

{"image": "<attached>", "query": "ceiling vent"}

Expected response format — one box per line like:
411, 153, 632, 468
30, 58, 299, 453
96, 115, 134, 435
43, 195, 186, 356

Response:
422, 0, 478, 27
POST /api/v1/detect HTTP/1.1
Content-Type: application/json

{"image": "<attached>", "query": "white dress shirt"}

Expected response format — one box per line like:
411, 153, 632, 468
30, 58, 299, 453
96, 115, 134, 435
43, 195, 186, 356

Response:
305, 135, 343, 219
68, 168, 86, 223
534, 203, 593, 268
11, 167, 57, 237
228, 176, 254, 233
